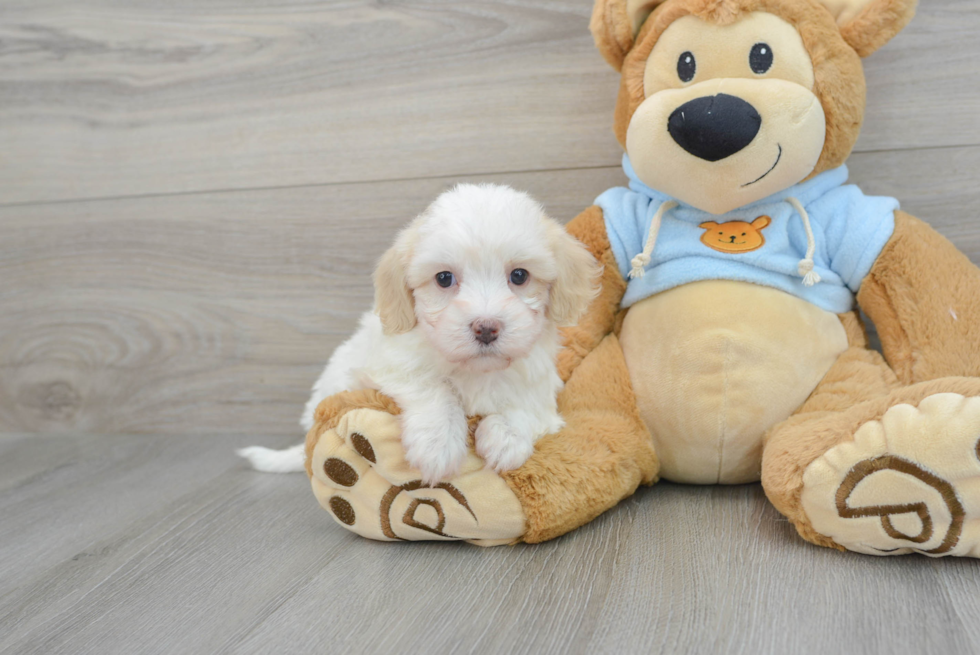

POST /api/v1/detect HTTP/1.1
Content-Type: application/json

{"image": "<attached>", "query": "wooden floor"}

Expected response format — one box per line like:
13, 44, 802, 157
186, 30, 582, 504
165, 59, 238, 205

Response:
2, 1, 980, 653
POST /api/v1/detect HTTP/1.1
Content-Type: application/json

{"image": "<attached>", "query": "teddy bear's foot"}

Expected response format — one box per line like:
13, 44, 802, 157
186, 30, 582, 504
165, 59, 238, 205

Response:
801, 393, 980, 557
308, 406, 526, 545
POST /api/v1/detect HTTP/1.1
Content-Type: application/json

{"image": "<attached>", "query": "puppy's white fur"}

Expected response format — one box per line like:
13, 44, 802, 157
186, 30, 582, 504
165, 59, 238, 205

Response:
238, 184, 599, 484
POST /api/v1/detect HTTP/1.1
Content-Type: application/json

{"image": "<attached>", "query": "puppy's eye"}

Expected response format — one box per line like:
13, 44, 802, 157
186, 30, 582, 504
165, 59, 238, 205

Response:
509, 268, 529, 286
677, 51, 696, 83
435, 271, 456, 288
750, 43, 773, 74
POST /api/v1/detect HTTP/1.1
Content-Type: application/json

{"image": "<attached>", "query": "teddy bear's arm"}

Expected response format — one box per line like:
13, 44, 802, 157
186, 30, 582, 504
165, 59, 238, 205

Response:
857, 211, 980, 385
556, 205, 628, 382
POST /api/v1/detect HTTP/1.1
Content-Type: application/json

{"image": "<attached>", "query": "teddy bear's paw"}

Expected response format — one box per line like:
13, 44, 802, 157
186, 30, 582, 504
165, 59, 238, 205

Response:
801, 393, 980, 557
309, 407, 526, 545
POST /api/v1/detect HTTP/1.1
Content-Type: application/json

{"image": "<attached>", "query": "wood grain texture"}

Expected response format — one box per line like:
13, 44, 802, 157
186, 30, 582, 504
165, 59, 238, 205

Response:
1, 434, 979, 655
2, 147, 979, 438
2, 2, 980, 652
0, 0, 978, 205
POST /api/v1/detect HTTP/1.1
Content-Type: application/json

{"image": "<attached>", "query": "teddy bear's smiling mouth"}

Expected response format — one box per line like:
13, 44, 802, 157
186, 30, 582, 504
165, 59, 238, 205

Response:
741, 144, 783, 188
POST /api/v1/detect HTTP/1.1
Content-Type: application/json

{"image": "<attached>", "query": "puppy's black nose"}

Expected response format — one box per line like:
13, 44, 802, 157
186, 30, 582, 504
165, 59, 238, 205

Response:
472, 319, 501, 345
668, 94, 761, 162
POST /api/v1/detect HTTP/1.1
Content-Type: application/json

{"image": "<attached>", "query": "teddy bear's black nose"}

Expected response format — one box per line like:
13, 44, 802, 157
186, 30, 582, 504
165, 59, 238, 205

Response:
668, 94, 761, 162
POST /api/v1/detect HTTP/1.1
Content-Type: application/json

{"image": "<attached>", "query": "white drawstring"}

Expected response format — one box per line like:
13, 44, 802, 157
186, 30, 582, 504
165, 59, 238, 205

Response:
629, 200, 678, 279
786, 196, 821, 287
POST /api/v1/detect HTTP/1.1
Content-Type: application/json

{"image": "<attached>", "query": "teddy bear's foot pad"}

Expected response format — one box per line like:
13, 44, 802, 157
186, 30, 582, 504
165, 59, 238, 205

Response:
309, 408, 526, 545
802, 393, 980, 557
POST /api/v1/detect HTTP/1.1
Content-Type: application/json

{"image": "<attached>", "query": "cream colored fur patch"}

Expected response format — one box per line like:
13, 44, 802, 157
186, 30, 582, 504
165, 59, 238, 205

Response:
621, 281, 848, 484
801, 394, 980, 557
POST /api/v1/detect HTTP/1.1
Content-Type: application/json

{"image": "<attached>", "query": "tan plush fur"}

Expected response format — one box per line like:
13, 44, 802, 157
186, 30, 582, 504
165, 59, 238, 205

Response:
514, 0, 980, 544
555, 205, 627, 382
858, 211, 980, 385
591, 0, 638, 71
610, 0, 866, 178
304, 389, 402, 477
503, 334, 659, 543
303, 0, 980, 551
839, 0, 917, 57
763, 374, 980, 549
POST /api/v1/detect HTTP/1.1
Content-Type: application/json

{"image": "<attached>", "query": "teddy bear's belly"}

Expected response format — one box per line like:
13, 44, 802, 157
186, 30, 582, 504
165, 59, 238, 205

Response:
619, 280, 849, 484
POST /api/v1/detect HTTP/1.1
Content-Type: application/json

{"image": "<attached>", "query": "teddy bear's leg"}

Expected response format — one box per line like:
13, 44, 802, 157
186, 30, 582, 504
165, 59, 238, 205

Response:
858, 211, 980, 384
762, 347, 980, 556
305, 389, 527, 545
306, 333, 658, 544
503, 333, 659, 543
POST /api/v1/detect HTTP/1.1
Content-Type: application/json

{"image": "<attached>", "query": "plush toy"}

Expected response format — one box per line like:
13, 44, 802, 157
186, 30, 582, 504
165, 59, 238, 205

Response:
305, 0, 980, 556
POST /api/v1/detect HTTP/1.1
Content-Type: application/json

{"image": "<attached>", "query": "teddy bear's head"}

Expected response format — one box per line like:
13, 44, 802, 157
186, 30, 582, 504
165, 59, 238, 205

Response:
591, 0, 916, 215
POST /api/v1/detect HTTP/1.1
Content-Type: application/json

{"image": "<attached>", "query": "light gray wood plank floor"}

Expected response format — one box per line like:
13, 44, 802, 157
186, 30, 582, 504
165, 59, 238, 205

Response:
4, 432, 980, 655
2, 0, 980, 653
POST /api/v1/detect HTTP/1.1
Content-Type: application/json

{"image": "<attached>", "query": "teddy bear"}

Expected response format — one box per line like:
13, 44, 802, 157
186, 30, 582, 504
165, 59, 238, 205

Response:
303, 0, 980, 557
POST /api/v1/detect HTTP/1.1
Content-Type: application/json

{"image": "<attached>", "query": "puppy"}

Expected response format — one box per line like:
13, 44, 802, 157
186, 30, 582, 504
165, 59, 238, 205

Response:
238, 184, 599, 484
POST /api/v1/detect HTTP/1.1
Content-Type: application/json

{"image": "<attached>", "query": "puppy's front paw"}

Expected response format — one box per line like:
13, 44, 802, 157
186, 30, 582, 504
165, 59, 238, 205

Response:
475, 415, 535, 473
400, 410, 469, 485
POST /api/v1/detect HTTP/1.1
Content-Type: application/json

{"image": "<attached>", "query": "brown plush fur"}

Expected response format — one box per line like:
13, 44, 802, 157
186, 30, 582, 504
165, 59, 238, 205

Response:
858, 211, 980, 386
840, 0, 917, 57
591, 0, 637, 71
762, 372, 980, 549
609, 0, 866, 178
590, 0, 916, 67
837, 310, 869, 349
556, 205, 628, 382
304, 0, 980, 551
503, 334, 659, 543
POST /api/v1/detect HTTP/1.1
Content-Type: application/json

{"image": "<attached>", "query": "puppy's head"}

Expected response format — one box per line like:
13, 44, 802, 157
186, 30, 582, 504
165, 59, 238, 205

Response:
375, 184, 599, 371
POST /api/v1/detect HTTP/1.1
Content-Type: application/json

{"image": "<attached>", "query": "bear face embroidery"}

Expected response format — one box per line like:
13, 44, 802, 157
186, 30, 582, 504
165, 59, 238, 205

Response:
698, 215, 771, 253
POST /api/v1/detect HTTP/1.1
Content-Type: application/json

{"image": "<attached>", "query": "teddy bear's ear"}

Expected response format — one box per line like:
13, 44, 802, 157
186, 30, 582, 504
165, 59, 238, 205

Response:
815, 0, 918, 57
751, 215, 771, 230
590, 0, 666, 71
699, 221, 718, 229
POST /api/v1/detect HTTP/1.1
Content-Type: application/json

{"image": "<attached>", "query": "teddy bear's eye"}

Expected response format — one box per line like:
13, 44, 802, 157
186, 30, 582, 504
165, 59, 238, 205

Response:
742, 232, 747, 236
750, 43, 773, 74
677, 51, 696, 83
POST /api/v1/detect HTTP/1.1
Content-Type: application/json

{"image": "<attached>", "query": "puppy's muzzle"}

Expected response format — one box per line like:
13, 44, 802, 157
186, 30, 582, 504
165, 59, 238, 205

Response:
668, 93, 761, 162
472, 319, 502, 345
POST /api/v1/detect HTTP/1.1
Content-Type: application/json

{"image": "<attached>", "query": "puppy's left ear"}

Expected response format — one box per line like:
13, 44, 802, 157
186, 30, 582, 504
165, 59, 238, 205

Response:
816, 0, 917, 57
546, 221, 602, 327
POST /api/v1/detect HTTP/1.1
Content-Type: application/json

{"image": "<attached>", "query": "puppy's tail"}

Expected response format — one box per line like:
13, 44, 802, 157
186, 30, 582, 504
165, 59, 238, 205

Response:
236, 443, 306, 473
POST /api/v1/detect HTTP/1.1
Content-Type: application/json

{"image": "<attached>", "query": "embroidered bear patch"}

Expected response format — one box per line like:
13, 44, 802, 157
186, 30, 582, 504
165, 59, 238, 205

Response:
698, 215, 771, 253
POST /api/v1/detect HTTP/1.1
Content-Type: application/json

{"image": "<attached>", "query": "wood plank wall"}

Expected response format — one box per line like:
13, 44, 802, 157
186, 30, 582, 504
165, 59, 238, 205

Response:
1, 0, 978, 437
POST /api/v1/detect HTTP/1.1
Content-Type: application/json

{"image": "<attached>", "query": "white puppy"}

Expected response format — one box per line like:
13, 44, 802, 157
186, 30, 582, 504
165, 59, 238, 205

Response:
238, 184, 599, 484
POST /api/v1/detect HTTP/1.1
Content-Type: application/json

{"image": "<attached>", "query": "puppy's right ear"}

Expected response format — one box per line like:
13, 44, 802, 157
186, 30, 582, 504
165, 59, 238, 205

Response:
590, 0, 664, 70
546, 221, 602, 328
374, 224, 418, 335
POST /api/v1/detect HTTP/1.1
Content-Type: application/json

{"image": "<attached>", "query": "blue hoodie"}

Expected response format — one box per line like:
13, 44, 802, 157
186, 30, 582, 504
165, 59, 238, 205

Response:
596, 155, 899, 313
